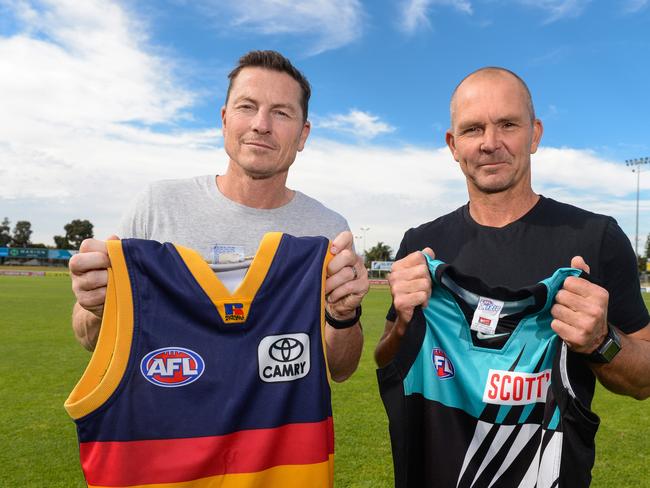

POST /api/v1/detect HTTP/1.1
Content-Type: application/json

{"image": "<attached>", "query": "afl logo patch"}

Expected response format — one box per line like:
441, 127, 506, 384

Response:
258, 333, 310, 383
140, 347, 205, 387
432, 347, 455, 380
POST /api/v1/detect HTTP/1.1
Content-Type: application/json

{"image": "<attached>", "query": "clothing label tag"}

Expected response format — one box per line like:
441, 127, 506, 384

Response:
211, 244, 245, 264
470, 297, 505, 335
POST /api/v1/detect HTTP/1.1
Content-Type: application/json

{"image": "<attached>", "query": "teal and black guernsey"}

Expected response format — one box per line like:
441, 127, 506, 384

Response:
378, 256, 600, 488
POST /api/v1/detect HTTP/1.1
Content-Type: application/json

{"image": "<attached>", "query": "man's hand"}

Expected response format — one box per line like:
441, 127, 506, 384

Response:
325, 231, 368, 320
322, 231, 367, 382
387, 248, 435, 337
69, 236, 118, 350
551, 256, 609, 354
70, 237, 118, 318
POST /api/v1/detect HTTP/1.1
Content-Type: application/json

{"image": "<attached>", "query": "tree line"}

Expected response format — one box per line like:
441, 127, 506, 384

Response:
363, 237, 650, 274
0, 218, 94, 251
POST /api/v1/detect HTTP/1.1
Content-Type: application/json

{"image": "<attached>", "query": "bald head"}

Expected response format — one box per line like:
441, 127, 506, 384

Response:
450, 67, 536, 128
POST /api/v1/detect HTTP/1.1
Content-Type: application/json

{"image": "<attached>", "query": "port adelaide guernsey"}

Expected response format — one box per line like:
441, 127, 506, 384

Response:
378, 256, 600, 488
65, 233, 335, 488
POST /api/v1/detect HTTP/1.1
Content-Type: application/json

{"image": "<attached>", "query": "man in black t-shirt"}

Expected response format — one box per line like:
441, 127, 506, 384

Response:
374, 67, 650, 485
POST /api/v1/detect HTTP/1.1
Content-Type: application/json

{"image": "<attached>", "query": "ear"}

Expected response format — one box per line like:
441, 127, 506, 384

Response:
220, 106, 227, 133
297, 120, 311, 152
530, 118, 543, 154
446, 130, 459, 162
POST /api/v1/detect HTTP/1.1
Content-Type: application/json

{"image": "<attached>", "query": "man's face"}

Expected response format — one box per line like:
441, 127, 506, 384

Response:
446, 73, 543, 195
221, 67, 310, 180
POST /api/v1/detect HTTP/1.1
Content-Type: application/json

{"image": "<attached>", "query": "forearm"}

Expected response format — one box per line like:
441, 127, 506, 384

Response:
72, 302, 101, 352
592, 330, 650, 400
324, 323, 363, 382
374, 319, 405, 368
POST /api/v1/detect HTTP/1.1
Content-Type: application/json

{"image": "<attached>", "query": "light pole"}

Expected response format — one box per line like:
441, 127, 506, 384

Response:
625, 157, 649, 257
354, 235, 363, 255
360, 226, 370, 255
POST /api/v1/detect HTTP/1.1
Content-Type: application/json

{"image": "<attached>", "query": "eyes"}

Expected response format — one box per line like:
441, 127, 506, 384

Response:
460, 121, 518, 135
234, 103, 292, 119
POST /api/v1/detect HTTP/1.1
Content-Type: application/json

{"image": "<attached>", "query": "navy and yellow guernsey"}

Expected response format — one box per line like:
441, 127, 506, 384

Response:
378, 256, 600, 488
65, 233, 335, 488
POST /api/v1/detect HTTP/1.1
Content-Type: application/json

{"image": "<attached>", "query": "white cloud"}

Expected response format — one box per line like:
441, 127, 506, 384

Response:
515, 0, 591, 23
622, 0, 648, 13
1, 0, 647, 255
286, 142, 649, 253
0, 0, 221, 243
400, 0, 473, 33
315, 110, 396, 139
0, 0, 193, 128
197, 0, 364, 55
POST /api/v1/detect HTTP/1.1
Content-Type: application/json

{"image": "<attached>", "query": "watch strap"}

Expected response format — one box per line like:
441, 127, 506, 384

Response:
325, 306, 362, 329
585, 325, 621, 364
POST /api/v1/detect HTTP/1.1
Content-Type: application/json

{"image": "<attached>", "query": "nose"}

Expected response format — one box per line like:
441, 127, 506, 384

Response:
251, 109, 271, 134
480, 126, 500, 153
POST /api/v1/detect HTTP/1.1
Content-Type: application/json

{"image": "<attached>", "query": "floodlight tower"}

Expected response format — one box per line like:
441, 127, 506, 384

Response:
360, 226, 370, 255
625, 157, 650, 257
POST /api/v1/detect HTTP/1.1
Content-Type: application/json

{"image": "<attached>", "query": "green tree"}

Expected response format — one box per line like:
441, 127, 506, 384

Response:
54, 219, 94, 250
364, 241, 393, 269
54, 235, 70, 249
11, 220, 32, 247
0, 217, 10, 247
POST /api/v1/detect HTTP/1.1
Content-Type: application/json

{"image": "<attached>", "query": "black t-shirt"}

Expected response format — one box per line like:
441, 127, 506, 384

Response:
387, 195, 649, 334
385, 196, 649, 405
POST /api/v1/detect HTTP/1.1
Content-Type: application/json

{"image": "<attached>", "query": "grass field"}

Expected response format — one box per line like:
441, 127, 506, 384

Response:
0, 273, 648, 487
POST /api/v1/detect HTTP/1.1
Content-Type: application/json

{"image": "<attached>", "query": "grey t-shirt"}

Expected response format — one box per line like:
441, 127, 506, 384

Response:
118, 175, 349, 259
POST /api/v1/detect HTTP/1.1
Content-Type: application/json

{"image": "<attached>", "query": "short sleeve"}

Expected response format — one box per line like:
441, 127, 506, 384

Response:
117, 186, 152, 239
600, 218, 650, 334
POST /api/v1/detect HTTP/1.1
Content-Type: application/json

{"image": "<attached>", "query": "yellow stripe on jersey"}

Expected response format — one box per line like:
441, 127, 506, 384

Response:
87, 454, 334, 488
320, 241, 334, 384
65, 240, 135, 419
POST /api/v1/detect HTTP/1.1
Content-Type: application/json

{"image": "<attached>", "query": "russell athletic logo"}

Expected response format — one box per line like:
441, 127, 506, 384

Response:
224, 302, 245, 322
140, 347, 205, 387
432, 348, 455, 379
483, 369, 552, 405
258, 333, 310, 383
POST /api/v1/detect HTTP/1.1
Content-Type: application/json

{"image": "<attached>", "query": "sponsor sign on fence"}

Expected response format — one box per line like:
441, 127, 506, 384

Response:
0, 270, 46, 277
371, 261, 394, 271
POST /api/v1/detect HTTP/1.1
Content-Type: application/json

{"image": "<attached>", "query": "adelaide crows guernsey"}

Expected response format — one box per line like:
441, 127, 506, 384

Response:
65, 233, 335, 488
378, 256, 600, 488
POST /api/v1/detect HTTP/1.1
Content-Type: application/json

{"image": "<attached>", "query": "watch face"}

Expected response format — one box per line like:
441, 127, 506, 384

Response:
600, 338, 621, 363
587, 327, 622, 364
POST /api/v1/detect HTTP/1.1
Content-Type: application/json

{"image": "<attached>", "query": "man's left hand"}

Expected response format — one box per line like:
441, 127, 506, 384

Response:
325, 231, 368, 320
551, 256, 609, 354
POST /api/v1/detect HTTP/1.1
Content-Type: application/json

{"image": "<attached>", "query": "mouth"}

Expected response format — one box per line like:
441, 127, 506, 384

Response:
243, 140, 275, 150
478, 161, 508, 169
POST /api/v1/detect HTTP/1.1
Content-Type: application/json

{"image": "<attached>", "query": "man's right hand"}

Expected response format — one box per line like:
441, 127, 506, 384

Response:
388, 247, 435, 336
69, 236, 118, 350
374, 247, 435, 367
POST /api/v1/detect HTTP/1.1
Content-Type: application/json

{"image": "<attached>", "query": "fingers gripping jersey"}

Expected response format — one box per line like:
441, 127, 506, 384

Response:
378, 256, 600, 488
65, 233, 335, 488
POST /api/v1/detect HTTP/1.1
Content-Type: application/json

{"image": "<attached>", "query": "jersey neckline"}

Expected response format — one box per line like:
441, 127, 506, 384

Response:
174, 232, 283, 324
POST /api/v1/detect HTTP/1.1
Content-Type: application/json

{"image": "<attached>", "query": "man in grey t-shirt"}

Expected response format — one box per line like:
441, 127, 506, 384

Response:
70, 50, 367, 383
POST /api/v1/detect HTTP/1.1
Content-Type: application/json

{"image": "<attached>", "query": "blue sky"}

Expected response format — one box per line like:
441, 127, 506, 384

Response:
1, 0, 649, 256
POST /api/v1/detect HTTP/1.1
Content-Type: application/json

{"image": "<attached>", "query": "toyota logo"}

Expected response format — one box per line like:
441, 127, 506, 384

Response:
269, 337, 304, 362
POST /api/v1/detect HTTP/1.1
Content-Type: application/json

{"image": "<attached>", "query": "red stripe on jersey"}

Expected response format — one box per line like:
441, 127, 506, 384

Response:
80, 418, 334, 486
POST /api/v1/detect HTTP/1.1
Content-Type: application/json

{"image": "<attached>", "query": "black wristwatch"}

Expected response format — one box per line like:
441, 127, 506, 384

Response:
585, 325, 621, 364
325, 306, 362, 329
